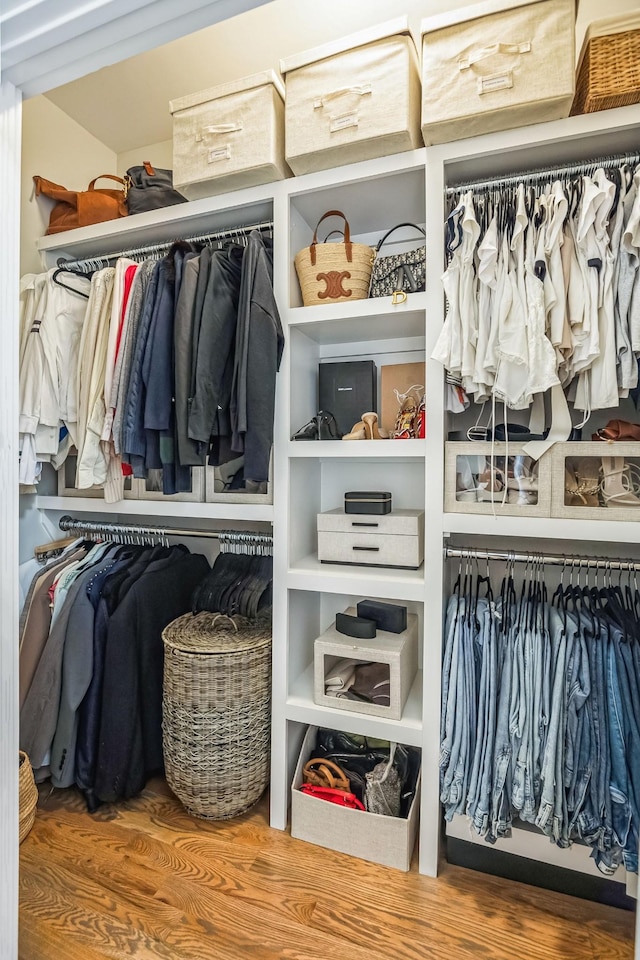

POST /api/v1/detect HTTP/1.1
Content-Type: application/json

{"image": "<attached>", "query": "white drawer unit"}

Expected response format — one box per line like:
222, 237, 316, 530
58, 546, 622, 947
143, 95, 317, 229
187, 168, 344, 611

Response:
280, 18, 423, 176
170, 70, 291, 200
317, 508, 424, 569
421, 0, 576, 145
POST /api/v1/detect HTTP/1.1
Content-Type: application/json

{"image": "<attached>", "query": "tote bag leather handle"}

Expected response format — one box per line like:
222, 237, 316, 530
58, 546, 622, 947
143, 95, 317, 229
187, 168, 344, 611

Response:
88, 175, 125, 190
310, 210, 352, 265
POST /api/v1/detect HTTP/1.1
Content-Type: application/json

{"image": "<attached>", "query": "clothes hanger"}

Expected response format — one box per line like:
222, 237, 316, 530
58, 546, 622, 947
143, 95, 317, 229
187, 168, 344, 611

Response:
51, 266, 92, 299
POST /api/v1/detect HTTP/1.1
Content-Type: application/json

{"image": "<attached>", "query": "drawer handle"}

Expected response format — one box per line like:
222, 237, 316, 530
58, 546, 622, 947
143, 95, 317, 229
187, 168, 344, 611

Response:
351, 521, 379, 527
353, 546, 380, 552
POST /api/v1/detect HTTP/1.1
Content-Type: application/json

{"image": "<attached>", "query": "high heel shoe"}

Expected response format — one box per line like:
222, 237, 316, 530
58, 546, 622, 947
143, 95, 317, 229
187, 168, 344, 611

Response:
476, 463, 506, 502
361, 412, 389, 440
392, 397, 417, 439
565, 458, 600, 506
600, 456, 640, 507
342, 421, 366, 440
507, 455, 538, 505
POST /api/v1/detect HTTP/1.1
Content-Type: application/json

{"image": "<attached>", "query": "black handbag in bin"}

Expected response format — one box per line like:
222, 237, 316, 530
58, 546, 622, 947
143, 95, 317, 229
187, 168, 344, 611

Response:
369, 222, 426, 301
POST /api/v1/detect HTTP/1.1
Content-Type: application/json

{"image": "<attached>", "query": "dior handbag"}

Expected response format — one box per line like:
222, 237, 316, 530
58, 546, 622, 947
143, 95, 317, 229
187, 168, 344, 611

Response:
294, 210, 374, 306
369, 222, 426, 301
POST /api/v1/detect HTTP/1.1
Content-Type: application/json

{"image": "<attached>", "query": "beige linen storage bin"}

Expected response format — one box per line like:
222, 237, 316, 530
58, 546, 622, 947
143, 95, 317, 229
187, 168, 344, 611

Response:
170, 70, 290, 200
291, 724, 421, 871
317, 508, 424, 570
444, 442, 552, 517
551, 441, 640, 521
421, 0, 576, 146
314, 608, 419, 721
280, 18, 423, 176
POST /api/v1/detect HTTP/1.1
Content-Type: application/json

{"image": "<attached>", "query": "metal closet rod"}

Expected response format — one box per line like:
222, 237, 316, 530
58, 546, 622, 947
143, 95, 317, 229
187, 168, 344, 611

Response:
58, 515, 273, 544
56, 219, 274, 271
444, 545, 640, 572
445, 151, 640, 196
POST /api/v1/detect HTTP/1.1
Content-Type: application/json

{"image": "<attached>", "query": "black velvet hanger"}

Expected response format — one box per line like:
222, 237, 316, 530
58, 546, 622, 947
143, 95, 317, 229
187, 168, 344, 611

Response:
51, 266, 92, 299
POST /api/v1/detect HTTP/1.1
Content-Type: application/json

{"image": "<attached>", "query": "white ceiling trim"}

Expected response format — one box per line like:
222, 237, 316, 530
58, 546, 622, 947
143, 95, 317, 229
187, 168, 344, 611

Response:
1, 0, 273, 97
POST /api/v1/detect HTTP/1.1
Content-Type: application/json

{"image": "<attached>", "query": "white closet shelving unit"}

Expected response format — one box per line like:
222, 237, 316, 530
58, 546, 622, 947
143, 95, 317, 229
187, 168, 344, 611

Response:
28, 100, 640, 884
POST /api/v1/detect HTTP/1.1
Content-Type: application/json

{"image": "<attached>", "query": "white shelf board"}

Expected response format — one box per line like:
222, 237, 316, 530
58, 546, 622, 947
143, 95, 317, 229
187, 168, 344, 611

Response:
443, 512, 640, 544
36, 496, 274, 523
36, 184, 275, 263
288, 554, 425, 601
446, 816, 631, 885
288, 439, 426, 459
287, 293, 427, 344
286, 664, 423, 747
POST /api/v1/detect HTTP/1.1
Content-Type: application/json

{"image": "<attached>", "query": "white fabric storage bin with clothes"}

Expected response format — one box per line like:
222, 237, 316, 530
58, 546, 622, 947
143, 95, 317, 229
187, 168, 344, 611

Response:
170, 70, 290, 200
280, 18, 423, 176
291, 725, 421, 871
420, 0, 576, 145
313, 608, 419, 721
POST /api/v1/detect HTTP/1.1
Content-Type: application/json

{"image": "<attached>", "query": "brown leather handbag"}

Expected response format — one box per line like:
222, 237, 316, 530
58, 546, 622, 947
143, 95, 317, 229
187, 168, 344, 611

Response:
592, 419, 640, 442
33, 174, 128, 234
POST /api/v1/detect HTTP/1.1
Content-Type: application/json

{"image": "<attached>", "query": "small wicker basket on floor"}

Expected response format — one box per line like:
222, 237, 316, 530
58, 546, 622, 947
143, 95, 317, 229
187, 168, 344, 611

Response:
571, 22, 640, 115
162, 612, 272, 820
19, 750, 38, 843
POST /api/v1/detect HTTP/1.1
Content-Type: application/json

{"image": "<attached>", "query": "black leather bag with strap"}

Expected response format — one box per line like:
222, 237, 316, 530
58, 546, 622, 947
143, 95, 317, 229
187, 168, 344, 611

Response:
124, 161, 187, 214
369, 222, 426, 300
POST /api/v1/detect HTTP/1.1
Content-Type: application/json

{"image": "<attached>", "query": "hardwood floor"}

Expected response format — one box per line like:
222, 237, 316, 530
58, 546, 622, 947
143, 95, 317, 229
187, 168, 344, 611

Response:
19, 778, 635, 960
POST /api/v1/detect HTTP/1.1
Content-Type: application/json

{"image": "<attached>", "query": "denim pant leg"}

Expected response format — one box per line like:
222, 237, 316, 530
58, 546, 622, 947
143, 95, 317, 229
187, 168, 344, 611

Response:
536, 607, 568, 839
466, 599, 489, 829
467, 600, 499, 835
566, 624, 592, 839
594, 633, 631, 875
488, 609, 515, 842
614, 635, 639, 873
509, 621, 526, 815
440, 598, 464, 814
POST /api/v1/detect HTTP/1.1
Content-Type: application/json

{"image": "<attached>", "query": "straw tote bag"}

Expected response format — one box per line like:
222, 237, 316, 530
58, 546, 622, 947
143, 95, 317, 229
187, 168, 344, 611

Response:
294, 210, 373, 306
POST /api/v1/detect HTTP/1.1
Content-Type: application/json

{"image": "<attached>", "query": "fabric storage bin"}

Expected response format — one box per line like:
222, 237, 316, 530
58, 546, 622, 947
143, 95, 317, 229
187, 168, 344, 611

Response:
421, 0, 576, 146
291, 725, 421, 871
444, 442, 552, 517
57, 449, 135, 499
170, 70, 290, 200
551, 441, 640, 521
280, 18, 423, 176
314, 607, 418, 721
132, 467, 204, 502
571, 12, 640, 115
317, 508, 424, 569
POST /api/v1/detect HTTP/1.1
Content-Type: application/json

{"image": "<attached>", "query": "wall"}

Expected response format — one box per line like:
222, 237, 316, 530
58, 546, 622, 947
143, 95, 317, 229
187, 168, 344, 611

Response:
117, 139, 173, 176
20, 96, 116, 274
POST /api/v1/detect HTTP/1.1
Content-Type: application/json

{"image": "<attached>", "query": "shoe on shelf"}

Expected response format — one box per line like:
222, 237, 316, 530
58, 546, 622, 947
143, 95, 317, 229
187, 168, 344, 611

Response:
392, 396, 417, 439
361, 412, 389, 440
476, 463, 506, 502
506, 455, 538, 505
317, 410, 342, 440
600, 456, 640, 507
342, 420, 366, 440
292, 417, 319, 440
565, 458, 600, 506
413, 394, 426, 439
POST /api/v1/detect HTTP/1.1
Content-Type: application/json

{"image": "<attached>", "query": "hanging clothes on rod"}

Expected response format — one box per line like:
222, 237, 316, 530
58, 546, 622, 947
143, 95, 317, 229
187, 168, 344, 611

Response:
57, 513, 273, 547
19, 219, 284, 500
54, 219, 274, 272
440, 546, 640, 877
433, 151, 640, 454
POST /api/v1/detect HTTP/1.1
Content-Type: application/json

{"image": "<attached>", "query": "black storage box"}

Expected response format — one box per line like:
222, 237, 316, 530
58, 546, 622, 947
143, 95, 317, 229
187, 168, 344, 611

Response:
344, 491, 392, 515
318, 360, 377, 438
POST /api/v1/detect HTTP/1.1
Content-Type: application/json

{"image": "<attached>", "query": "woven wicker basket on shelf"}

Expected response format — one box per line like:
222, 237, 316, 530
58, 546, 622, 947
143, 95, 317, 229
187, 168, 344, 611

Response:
162, 612, 272, 820
19, 751, 38, 843
294, 210, 373, 306
571, 22, 640, 115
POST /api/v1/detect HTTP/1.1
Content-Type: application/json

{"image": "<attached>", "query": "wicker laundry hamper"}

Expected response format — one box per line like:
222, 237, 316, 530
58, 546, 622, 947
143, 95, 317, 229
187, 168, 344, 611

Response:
19, 750, 38, 843
162, 612, 272, 820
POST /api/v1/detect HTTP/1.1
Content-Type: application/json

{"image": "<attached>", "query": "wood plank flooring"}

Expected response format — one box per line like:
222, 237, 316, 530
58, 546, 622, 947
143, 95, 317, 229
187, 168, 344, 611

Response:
19, 778, 635, 960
